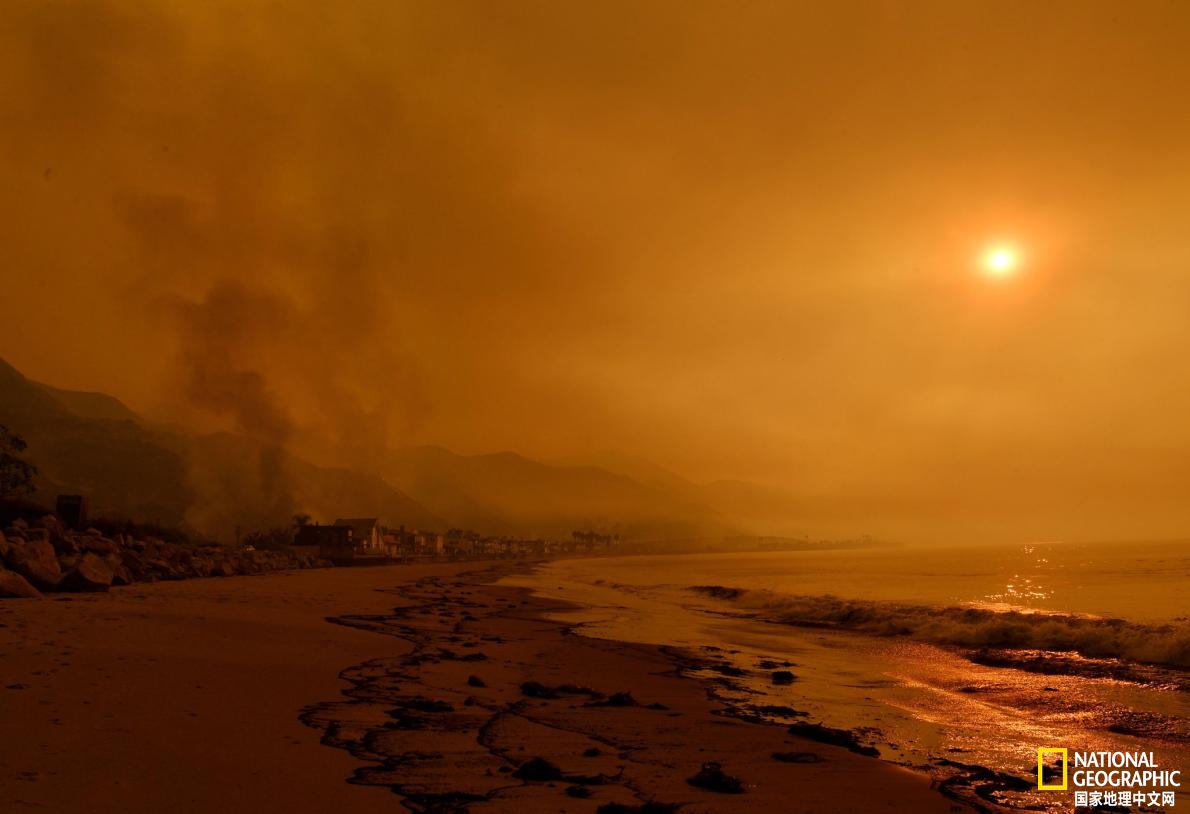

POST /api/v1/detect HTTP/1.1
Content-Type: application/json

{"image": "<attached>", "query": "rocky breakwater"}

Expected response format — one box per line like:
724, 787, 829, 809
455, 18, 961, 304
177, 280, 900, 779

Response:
0, 518, 327, 598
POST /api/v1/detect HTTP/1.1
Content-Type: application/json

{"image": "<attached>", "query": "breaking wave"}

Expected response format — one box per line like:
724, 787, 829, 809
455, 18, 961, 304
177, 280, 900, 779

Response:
689, 585, 1190, 671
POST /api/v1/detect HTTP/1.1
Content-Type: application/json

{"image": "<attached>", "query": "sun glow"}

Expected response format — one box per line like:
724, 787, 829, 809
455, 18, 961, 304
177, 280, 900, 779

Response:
982, 245, 1020, 279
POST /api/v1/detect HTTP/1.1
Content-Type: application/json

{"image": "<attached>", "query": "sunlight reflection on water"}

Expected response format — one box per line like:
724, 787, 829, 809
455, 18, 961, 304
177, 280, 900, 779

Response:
503, 542, 1190, 812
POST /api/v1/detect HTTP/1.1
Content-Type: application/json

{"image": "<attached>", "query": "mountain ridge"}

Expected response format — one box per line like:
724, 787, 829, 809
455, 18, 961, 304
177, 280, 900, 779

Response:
1, 357, 806, 540
0, 357, 443, 536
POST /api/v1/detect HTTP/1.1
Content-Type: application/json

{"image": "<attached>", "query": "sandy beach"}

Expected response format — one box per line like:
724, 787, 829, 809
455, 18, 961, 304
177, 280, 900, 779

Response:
0, 562, 972, 814
0, 564, 465, 814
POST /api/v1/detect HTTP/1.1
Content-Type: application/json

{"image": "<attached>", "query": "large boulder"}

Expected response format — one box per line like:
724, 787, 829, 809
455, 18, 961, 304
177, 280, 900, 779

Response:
0, 568, 43, 599
145, 558, 184, 580
82, 537, 118, 556
119, 549, 147, 581
186, 555, 209, 578
60, 552, 115, 592
2, 538, 62, 590
51, 533, 80, 556
102, 553, 134, 586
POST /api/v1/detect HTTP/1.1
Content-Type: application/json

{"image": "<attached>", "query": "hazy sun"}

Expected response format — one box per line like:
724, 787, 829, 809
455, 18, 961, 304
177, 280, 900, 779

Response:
982, 245, 1020, 279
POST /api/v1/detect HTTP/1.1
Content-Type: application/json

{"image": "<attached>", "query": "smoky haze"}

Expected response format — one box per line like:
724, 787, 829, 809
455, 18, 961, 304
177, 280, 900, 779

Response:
3, 1, 1190, 543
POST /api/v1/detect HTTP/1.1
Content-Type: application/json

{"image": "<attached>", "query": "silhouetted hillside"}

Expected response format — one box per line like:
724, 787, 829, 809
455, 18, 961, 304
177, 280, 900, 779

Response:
0, 357, 193, 523
561, 451, 810, 538
0, 358, 441, 536
384, 445, 738, 540
33, 382, 142, 423
692, 479, 811, 537
556, 450, 697, 493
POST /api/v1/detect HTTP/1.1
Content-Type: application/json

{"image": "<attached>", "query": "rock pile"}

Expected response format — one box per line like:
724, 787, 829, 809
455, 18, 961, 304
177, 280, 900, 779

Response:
0, 517, 327, 598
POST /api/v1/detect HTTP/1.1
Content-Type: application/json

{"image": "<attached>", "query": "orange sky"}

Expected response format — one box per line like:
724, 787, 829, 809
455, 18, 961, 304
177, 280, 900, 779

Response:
3, 1, 1190, 542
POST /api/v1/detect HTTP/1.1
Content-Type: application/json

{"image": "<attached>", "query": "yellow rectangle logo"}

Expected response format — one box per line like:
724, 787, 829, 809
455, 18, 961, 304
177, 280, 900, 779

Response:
1037, 748, 1068, 790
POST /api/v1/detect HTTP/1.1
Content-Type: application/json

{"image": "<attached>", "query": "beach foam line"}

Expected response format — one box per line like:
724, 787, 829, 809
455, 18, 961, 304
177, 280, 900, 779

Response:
688, 585, 1190, 673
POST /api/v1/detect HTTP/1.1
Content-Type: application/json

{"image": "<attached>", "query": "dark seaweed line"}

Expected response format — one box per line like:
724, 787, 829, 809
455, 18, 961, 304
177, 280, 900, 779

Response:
298, 569, 671, 813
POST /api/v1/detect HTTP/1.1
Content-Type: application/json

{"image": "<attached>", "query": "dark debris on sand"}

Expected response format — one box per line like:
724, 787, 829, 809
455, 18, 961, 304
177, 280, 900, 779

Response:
756, 658, 794, 670
686, 761, 745, 794
585, 691, 639, 707
932, 757, 1038, 811
512, 756, 564, 781
690, 585, 744, 601
393, 696, 454, 714
750, 704, 808, 718
520, 680, 603, 699
787, 721, 880, 757
771, 751, 823, 763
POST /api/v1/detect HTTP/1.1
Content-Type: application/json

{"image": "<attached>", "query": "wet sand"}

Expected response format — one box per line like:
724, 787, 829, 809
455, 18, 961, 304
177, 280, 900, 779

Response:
0, 562, 971, 813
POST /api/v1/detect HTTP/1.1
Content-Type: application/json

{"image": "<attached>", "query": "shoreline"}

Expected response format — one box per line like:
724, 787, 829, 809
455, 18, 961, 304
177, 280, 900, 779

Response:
301, 561, 977, 813
2, 561, 976, 814
505, 559, 1189, 812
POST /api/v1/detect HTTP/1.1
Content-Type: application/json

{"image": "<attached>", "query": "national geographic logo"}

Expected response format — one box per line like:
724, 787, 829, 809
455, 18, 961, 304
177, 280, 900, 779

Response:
1038, 748, 1180, 809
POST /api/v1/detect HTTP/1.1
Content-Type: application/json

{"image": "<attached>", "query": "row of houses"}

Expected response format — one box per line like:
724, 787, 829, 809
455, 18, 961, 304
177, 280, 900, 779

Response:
292, 518, 381, 563
293, 518, 616, 565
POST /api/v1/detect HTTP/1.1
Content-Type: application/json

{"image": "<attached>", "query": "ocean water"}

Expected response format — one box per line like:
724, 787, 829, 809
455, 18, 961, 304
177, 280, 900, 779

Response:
502, 540, 1189, 811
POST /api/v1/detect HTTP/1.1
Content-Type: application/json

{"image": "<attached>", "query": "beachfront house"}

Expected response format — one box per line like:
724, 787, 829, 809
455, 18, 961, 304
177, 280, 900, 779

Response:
294, 523, 354, 563
334, 518, 383, 553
